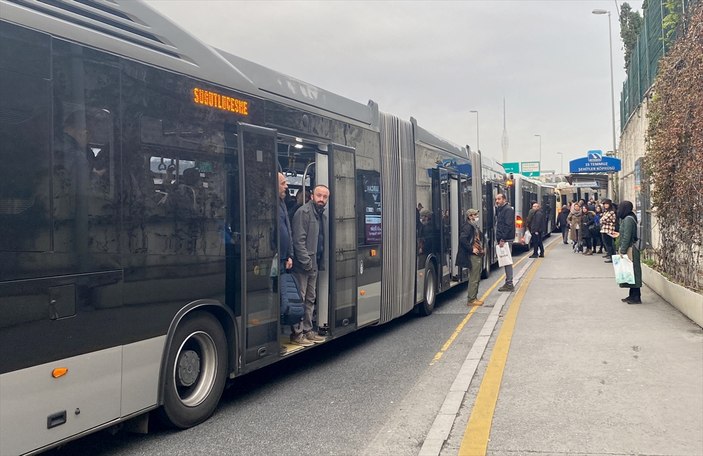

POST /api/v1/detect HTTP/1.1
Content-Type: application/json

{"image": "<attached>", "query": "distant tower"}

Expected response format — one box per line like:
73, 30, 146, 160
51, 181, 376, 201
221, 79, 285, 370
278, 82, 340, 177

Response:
501, 98, 509, 163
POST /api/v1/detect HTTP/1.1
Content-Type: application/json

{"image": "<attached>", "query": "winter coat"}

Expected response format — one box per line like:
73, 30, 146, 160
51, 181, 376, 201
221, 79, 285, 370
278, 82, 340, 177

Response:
567, 210, 582, 242
456, 221, 477, 269
495, 203, 515, 242
531, 209, 547, 234
292, 200, 324, 273
557, 207, 569, 231
580, 211, 594, 239
618, 215, 642, 288
600, 210, 617, 236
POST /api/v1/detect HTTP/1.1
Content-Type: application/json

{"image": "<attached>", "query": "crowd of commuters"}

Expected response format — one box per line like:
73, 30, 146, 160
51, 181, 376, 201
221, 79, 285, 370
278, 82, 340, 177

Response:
556, 197, 642, 304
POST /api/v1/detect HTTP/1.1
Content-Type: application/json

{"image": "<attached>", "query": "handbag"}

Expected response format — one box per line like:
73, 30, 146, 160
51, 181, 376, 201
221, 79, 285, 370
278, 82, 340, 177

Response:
612, 254, 635, 285
496, 243, 513, 267
523, 229, 532, 246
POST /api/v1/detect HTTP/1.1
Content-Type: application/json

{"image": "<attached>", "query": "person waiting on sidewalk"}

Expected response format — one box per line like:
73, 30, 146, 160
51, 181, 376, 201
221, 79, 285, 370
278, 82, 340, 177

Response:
617, 200, 642, 304
600, 199, 617, 262
591, 204, 604, 254
290, 184, 330, 346
557, 205, 570, 244
528, 202, 546, 258
525, 200, 537, 250
495, 193, 515, 292
567, 202, 583, 252
457, 208, 484, 305
580, 204, 595, 255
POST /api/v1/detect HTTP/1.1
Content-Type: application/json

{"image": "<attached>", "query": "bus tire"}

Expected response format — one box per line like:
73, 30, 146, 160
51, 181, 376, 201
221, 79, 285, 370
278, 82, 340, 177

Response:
418, 263, 437, 316
159, 312, 228, 429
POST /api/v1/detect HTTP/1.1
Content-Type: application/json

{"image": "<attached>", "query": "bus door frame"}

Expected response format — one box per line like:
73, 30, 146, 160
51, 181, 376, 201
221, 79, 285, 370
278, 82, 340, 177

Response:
236, 123, 280, 369
326, 143, 358, 337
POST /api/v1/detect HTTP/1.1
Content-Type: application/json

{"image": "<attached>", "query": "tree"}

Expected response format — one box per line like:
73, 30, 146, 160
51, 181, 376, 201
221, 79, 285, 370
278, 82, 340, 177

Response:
619, 2, 643, 72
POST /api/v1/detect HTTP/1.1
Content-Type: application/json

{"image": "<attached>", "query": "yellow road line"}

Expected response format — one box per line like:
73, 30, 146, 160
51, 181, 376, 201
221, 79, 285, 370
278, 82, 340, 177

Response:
429, 253, 531, 366
458, 249, 550, 454
431, 306, 479, 364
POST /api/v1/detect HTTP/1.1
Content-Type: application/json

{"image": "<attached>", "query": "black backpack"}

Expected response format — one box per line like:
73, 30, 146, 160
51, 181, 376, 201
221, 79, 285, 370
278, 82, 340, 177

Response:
280, 273, 305, 325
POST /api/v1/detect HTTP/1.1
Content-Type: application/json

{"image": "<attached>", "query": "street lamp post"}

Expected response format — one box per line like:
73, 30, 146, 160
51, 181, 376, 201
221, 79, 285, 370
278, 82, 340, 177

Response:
556, 152, 564, 175
534, 134, 542, 171
593, 9, 618, 199
470, 110, 479, 153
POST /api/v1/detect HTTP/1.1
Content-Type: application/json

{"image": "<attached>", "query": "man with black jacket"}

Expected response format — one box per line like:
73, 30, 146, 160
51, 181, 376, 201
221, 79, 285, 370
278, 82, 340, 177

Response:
495, 193, 516, 291
529, 202, 546, 258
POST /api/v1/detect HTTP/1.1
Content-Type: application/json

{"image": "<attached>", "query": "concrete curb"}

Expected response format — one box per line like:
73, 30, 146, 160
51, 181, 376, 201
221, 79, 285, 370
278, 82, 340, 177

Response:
417, 260, 533, 456
642, 264, 703, 327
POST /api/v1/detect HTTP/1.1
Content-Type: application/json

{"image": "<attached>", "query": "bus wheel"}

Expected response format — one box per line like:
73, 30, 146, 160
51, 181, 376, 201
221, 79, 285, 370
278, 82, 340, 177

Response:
418, 263, 436, 316
159, 312, 228, 429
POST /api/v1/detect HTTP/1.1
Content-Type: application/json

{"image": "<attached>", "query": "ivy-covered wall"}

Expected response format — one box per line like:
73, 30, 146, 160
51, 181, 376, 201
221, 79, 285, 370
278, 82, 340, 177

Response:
643, 2, 703, 292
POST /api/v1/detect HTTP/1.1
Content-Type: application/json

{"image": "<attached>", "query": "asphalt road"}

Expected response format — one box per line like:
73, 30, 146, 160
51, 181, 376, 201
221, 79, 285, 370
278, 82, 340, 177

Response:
45, 251, 528, 456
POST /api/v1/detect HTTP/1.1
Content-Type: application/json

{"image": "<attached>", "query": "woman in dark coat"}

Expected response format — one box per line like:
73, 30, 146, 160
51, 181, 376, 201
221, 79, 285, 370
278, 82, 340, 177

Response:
616, 200, 642, 304
557, 206, 570, 244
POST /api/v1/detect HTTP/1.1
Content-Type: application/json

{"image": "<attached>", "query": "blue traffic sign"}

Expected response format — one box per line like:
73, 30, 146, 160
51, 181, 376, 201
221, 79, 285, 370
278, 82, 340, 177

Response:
570, 150, 621, 173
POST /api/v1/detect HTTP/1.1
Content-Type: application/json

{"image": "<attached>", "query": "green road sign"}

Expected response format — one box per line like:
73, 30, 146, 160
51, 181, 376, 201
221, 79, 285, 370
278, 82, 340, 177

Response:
521, 161, 540, 177
502, 162, 520, 174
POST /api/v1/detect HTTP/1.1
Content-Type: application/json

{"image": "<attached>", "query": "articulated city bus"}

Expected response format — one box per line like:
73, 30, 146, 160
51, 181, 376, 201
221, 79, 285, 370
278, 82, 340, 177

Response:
504, 174, 554, 249
0, 1, 489, 454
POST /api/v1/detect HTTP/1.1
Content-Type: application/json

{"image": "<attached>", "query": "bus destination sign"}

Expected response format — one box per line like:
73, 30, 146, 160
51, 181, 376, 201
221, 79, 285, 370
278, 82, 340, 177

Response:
193, 88, 249, 116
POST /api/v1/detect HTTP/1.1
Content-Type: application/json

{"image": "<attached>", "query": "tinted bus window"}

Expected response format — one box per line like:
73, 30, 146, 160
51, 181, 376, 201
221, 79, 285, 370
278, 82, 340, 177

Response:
0, 23, 51, 253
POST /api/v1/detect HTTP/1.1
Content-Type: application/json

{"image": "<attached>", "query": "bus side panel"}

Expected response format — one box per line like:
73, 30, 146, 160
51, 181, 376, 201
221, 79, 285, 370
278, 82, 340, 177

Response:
121, 335, 166, 417
0, 347, 122, 456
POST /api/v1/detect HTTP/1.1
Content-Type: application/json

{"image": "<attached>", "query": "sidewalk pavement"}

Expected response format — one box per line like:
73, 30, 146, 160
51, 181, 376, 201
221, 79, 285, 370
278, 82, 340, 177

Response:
443, 237, 703, 455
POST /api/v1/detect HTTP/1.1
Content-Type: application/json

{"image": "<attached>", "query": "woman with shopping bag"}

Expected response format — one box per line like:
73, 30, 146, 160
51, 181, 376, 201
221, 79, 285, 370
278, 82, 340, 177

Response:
616, 200, 642, 304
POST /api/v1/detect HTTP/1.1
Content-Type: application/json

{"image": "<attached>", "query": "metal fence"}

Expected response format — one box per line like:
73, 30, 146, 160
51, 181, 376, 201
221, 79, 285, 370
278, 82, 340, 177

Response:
620, 0, 697, 129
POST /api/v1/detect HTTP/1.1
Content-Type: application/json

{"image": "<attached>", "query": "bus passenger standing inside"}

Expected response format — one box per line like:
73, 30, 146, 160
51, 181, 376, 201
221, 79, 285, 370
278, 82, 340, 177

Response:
495, 193, 516, 292
277, 173, 294, 273
291, 184, 330, 346
457, 208, 483, 305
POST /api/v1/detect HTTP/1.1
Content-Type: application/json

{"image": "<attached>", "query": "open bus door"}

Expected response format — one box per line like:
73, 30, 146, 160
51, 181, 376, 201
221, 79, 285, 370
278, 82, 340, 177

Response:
236, 123, 279, 368
326, 144, 358, 337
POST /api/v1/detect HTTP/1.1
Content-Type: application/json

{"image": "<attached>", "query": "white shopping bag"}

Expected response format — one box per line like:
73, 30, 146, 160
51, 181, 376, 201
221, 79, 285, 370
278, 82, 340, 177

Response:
496, 243, 513, 267
523, 229, 532, 246
612, 254, 635, 285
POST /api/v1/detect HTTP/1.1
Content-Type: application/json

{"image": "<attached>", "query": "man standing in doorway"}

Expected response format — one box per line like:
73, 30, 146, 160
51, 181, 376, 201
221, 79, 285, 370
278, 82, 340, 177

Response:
291, 184, 330, 346
495, 193, 516, 291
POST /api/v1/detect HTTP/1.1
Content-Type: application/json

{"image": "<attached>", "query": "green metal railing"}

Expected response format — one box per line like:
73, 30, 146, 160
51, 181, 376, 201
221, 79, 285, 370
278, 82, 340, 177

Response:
620, 0, 697, 130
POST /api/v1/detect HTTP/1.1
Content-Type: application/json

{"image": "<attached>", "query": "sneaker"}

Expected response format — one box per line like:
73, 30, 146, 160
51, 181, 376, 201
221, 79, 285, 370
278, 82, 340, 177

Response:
528, 254, 538, 258
305, 331, 326, 343
539, 254, 544, 258
468, 299, 484, 306
498, 284, 514, 292
602, 254, 610, 258
604, 259, 613, 263
290, 333, 314, 347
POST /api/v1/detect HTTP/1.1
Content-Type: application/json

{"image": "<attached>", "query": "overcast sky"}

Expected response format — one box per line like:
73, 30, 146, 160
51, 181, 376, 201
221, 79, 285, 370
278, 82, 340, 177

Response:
144, 0, 633, 174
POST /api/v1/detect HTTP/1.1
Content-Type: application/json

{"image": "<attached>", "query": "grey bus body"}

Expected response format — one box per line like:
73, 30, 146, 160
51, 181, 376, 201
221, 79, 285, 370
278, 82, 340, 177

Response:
0, 1, 484, 454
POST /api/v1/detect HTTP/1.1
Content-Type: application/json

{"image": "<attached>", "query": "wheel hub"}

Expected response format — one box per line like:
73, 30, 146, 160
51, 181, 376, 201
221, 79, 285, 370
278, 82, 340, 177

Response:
177, 350, 201, 387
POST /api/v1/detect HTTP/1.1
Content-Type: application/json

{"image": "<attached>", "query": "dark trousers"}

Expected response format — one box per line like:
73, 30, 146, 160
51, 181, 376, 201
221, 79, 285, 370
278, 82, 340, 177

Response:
591, 231, 602, 251
532, 232, 544, 256
629, 287, 641, 299
561, 226, 569, 243
602, 233, 615, 257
